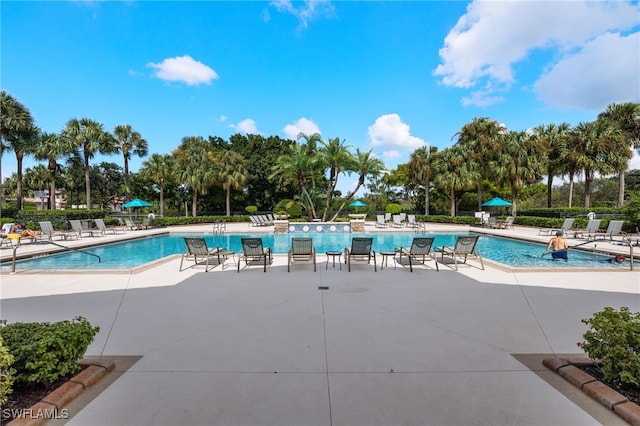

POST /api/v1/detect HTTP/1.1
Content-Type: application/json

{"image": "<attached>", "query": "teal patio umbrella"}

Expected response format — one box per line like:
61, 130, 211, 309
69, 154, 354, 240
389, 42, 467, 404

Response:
349, 200, 367, 208
481, 197, 511, 207
122, 198, 152, 208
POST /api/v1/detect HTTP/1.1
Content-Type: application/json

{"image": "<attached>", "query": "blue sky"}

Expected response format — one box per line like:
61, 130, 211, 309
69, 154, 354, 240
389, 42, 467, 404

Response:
2, 0, 639, 193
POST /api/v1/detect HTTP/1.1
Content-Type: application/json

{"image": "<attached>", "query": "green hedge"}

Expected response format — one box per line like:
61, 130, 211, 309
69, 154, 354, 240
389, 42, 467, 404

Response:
0, 334, 15, 406
0, 316, 99, 386
152, 215, 251, 227
415, 215, 479, 225
519, 207, 622, 218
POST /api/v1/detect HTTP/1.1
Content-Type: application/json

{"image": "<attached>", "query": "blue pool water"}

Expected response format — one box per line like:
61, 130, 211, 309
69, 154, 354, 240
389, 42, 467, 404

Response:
1, 232, 631, 271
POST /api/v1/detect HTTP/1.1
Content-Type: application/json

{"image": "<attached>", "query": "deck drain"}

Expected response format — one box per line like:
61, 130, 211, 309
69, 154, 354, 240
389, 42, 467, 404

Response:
318, 286, 329, 290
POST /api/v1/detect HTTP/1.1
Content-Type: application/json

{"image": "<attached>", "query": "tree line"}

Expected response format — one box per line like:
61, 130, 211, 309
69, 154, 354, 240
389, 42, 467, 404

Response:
1, 90, 638, 218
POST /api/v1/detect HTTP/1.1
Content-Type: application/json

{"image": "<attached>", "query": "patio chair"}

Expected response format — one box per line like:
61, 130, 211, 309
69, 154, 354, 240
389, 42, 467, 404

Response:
123, 217, 139, 230
287, 238, 316, 272
407, 215, 418, 228
258, 215, 274, 226
572, 219, 602, 239
69, 219, 98, 238
398, 237, 439, 272
238, 237, 272, 272
436, 235, 484, 271
375, 215, 387, 228
0, 223, 13, 247
38, 221, 75, 241
499, 216, 514, 230
588, 220, 626, 241
392, 215, 404, 228
384, 213, 391, 223
345, 237, 376, 272
93, 218, 123, 235
538, 218, 574, 236
180, 237, 221, 272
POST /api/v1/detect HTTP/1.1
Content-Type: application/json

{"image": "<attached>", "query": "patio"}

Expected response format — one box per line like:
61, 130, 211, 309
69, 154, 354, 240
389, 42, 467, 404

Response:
0, 222, 638, 425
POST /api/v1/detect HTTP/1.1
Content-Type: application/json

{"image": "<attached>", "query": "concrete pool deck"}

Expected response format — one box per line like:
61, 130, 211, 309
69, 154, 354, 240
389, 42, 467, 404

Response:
1, 222, 639, 425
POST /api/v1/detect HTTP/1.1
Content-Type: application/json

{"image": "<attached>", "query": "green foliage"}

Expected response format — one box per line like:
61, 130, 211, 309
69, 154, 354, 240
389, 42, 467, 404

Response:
579, 307, 640, 388
274, 199, 302, 218
415, 215, 478, 225
0, 334, 15, 406
15, 209, 109, 230
0, 316, 99, 386
385, 203, 402, 215
520, 207, 622, 218
623, 195, 640, 229
152, 215, 250, 226
1, 204, 18, 218
245, 205, 258, 214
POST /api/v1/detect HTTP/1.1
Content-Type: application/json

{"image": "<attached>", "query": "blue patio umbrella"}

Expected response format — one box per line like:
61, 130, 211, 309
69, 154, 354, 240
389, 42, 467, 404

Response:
482, 197, 512, 207
349, 200, 367, 208
122, 198, 152, 208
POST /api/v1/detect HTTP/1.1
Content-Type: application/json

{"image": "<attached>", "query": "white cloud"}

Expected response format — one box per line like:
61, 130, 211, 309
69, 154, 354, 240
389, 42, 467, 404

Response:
270, 0, 335, 30
219, 115, 227, 122
534, 32, 640, 110
367, 114, 426, 160
283, 117, 321, 140
147, 55, 219, 86
229, 119, 259, 135
435, 0, 639, 107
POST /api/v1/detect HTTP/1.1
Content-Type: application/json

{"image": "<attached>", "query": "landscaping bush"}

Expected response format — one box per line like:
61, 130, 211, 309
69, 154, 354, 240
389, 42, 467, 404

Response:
0, 316, 99, 386
245, 205, 258, 214
579, 307, 640, 388
385, 203, 402, 215
0, 334, 15, 406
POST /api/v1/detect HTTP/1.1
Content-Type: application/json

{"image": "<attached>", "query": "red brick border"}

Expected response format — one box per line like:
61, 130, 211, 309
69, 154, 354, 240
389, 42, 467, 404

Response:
543, 357, 640, 426
7, 359, 115, 426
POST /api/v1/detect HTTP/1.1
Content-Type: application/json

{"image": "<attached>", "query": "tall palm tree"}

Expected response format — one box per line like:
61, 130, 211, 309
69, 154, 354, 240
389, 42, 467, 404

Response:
432, 146, 478, 216
571, 121, 622, 208
0, 91, 36, 211
113, 124, 149, 200
532, 123, 571, 208
407, 145, 438, 215
208, 149, 248, 216
329, 149, 385, 221
453, 117, 503, 211
138, 153, 175, 216
270, 142, 319, 219
318, 137, 354, 221
32, 132, 70, 209
173, 136, 216, 216
63, 118, 117, 209
490, 130, 542, 216
598, 102, 640, 207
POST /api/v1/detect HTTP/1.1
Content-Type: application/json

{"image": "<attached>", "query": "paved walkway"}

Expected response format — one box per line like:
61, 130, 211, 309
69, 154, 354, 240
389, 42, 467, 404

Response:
1, 222, 638, 425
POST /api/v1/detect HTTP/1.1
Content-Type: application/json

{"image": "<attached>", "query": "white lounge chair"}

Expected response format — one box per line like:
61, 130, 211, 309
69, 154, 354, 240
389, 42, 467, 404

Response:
69, 220, 99, 238
38, 221, 75, 241
375, 215, 387, 228
573, 219, 602, 239
588, 220, 625, 241
539, 218, 574, 236
94, 218, 123, 235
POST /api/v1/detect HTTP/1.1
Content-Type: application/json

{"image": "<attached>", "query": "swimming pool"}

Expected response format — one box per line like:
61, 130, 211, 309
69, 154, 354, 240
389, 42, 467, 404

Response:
0, 232, 631, 271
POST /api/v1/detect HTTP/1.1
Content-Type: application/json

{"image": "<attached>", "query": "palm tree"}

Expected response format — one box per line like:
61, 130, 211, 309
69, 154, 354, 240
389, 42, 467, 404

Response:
571, 121, 623, 208
318, 137, 354, 221
407, 145, 438, 215
329, 149, 385, 221
490, 130, 542, 216
173, 136, 216, 216
32, 132, 70, 209
432, 146, 478, 216
24, 164, 50, 209
0, 91, 36, 211
453, 117, 504, 211
138, 154, 175, 216
270, 142, 319, 219
532, 123, 571, 208
598, 102, 640, 207
113, 124, 149, 201
208, 149, 248, 216
63, 118, 117, 209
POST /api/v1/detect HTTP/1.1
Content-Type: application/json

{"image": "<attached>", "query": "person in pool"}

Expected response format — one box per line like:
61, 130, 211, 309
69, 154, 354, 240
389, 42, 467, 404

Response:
544, 231, 569, 261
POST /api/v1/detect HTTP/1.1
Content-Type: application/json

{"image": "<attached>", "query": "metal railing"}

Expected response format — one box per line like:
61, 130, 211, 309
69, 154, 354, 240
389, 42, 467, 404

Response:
9, 240, 101, 273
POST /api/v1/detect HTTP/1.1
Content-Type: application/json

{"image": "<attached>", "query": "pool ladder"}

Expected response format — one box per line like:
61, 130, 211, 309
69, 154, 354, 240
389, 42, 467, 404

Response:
572, 238, 636, 271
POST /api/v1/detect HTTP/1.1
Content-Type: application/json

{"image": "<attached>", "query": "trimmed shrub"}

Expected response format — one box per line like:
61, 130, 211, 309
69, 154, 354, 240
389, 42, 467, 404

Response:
385, 203, 402, 215
0, 316, 99, 386
245, 205, 258, 214
0, 334, 15, 406
579, 307, 640, 388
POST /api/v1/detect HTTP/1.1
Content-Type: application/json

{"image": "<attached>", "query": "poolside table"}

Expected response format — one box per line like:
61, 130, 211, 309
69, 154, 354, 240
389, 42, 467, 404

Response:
326, 251, 342, 270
